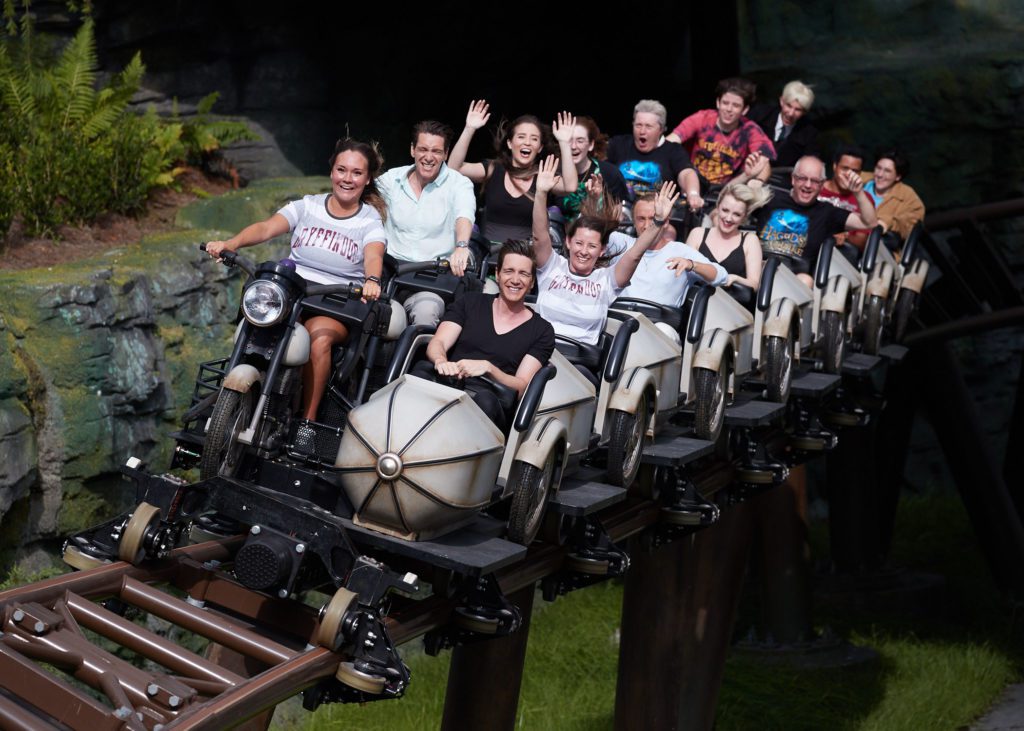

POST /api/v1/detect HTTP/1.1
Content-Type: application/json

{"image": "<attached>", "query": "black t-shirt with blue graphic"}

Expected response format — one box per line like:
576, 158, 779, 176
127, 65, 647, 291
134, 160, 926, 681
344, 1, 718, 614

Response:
755, 190, 850, 274
606, 135, 692, 201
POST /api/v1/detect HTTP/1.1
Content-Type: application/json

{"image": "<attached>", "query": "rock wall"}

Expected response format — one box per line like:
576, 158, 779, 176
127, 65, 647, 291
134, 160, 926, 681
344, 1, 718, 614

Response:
0, 177, 323, 565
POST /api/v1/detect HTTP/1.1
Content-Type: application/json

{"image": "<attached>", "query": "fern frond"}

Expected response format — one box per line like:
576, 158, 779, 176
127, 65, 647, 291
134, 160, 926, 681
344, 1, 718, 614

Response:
54, 19, 97, 128
195, 91, 218, 116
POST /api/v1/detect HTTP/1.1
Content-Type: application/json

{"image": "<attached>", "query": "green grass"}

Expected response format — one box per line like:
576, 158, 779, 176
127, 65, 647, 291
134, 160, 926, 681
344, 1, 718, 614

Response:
293, 494, 1022, 730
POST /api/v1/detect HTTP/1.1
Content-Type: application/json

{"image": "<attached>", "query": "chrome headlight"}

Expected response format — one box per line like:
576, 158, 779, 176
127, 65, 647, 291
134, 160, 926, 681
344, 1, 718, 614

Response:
242, 280, 288, 326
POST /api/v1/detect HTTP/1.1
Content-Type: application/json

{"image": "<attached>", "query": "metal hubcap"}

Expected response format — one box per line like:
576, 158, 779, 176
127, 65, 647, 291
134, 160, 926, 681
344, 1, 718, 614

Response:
376, 452, 403, 480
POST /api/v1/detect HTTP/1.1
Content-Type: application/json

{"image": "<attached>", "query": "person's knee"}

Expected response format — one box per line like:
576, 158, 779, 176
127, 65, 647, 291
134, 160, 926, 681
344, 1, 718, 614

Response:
654, 321, 682, 345
404, 292, 445, 328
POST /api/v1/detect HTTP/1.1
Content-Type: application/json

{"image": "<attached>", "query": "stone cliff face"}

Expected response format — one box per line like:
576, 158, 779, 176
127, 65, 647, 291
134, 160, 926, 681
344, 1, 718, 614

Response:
0, 178, 323, 564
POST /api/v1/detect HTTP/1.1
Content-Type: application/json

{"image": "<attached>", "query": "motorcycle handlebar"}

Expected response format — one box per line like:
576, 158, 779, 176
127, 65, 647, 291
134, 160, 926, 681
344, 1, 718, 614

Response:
199, 243, 256, 276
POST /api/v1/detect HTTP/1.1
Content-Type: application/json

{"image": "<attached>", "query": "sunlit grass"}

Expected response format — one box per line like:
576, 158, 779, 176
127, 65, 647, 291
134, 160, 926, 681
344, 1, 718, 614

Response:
294, 494, 1022, 730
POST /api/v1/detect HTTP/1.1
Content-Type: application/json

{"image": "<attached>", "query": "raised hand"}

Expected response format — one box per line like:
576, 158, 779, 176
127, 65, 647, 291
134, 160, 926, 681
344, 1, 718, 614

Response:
536, 155, 561, 194
655, 180, 680, 221
584, 174, 605, 198
744, 151, 768, 179
842, 169, 864, 193
466, 99, 491, 130
551, 111, 576, 143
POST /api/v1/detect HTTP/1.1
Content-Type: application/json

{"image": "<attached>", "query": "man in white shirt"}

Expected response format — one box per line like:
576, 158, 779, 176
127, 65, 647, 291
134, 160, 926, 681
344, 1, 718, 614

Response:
376, 121, 476, 325
608, 195, 727, 308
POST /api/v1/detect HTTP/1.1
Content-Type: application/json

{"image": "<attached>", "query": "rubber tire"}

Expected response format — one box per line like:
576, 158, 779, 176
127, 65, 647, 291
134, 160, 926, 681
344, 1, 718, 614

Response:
506, 452, 556, 546
335, 662, 386, 694
693, 362, 729, 442
892, 288, 916, 344
63, 545, 111, 571
316, 587, 358, 651
606, 399, 648, 489
453, 607, 501, 634
118, 502, 161, 565
200, 388, 253, 481
764, 335, 792, 403
565, 554, 611, 575
821, 310, 846, 375
862, 294, 885, 355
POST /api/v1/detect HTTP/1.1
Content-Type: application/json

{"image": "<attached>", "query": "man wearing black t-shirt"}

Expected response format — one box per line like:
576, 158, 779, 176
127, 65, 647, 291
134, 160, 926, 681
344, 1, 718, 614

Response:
606, 98, 702, 208
754, 156, 877, 286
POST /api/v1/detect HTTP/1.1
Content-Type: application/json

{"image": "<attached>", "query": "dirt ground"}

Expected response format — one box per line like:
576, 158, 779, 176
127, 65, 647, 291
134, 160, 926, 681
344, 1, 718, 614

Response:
0, 168, 234, 272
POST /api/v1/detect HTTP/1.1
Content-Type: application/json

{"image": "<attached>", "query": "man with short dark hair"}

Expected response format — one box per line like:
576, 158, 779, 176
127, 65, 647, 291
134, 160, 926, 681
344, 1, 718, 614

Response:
818, 144, 874, 252
755, 156, 877, 287
376, 120, 476, 325
667, 77, 776, 190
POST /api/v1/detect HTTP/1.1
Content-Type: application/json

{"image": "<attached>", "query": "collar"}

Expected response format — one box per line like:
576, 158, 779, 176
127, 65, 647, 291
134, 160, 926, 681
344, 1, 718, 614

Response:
403, 161, 449, 191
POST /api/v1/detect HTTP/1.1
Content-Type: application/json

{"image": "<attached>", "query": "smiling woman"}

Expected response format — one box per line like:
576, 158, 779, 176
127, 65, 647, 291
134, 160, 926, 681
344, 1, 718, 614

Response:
204, 137, 387, 422
447, 100, 579, 243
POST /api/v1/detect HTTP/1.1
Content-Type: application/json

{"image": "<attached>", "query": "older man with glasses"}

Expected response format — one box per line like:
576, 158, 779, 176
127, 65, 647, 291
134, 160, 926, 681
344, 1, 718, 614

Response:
752, 155, 876, 287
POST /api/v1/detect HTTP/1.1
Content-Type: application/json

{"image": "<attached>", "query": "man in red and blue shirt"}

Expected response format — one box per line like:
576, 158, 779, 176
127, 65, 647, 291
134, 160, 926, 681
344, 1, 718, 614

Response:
667, 77, 776, 191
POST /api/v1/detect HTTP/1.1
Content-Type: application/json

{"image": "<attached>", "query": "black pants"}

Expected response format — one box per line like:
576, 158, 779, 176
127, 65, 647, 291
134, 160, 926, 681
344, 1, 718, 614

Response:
409, 361, 511, 432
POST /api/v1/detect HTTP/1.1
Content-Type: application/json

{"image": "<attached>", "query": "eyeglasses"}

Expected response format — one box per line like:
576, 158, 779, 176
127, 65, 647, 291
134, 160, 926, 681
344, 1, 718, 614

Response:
793, 174, 824, 186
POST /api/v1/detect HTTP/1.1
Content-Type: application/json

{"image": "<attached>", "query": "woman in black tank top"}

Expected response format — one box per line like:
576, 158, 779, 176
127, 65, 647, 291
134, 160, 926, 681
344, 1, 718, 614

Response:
447, 100, 580, 242
684, 181, 773, 308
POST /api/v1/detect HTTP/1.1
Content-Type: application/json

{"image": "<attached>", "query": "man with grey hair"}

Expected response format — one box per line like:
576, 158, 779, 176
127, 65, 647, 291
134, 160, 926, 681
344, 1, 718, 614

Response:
754, 155, 877, 287
750, 80, 818, 168
606, 99, 702, 207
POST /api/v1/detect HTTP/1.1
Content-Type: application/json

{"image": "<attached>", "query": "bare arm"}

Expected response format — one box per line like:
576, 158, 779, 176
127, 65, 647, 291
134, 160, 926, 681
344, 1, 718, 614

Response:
678, 168, 703, 211
361, 241, 385, 301
426, 321, 464, 377
613, 181, 680, 288
447, 100, 490, 183
205, 213, 291, 258
454, 353, 542, 397
449, 217, 475, 276
841, 170, 879, 229
550, 111, 579, 194
532, 155, 560, 269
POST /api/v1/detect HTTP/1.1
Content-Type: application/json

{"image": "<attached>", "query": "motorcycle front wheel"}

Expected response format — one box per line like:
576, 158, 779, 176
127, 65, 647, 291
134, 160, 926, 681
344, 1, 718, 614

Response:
200, 387, 254, 480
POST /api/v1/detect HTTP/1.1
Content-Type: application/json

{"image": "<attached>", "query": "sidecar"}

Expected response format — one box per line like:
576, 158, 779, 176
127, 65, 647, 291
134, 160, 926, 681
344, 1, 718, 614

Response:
334, 326, 596, 545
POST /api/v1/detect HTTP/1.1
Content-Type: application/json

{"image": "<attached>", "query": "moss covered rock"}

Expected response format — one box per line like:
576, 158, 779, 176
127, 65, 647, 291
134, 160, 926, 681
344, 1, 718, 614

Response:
0, 177, 322, 563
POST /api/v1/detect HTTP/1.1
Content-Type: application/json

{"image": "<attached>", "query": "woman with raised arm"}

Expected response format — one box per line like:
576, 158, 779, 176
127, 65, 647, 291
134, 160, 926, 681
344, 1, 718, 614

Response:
205, 138, 386, 423
532, 155, 679, 347
448, 100, 578, 243
676, 180, 772, 307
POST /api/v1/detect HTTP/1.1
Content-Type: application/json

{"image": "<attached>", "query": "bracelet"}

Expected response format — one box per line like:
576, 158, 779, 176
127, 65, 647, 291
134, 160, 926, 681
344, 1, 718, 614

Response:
365, 275, 382, 285
687, 260, 695, 272
687, 190, 700, 197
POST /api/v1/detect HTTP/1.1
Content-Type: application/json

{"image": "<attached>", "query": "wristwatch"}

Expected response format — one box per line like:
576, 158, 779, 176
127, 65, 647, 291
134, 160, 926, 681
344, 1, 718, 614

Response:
653, 217, 666, 227
454, 241, 470, 249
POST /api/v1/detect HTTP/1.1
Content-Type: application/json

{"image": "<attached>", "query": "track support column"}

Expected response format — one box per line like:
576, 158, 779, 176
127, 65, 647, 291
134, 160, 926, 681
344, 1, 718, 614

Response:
615, 499, 755, 731
440, 582, 536, 731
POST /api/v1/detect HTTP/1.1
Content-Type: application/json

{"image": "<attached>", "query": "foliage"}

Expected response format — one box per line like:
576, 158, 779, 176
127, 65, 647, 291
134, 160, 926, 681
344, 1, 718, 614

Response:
175, 91, 259, 171
0, 4, 255, 241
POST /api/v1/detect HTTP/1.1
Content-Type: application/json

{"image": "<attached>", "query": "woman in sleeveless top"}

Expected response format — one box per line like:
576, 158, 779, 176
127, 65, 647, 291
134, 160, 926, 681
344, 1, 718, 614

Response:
448, 100, 578, 243
683, 181, 772, 307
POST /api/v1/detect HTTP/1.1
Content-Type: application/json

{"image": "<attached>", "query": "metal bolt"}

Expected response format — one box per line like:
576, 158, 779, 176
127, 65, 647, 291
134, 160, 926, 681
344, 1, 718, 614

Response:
33, 621, 45, 634
295, 544, 305, 554
277, 589, 288, 599
366, 632, 377, 640
168, 695, 181, 708
250, 525, 261, 535
363, 639, 375, 648
12, 610, 24, 623
114, 707, 132, 720
147, 684, 159, 697
294, 480, 301, 487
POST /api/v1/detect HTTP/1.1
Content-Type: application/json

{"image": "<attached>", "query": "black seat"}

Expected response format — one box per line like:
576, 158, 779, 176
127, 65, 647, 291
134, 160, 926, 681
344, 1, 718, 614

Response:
611, 297, 684, 332
554, 333, 609, 374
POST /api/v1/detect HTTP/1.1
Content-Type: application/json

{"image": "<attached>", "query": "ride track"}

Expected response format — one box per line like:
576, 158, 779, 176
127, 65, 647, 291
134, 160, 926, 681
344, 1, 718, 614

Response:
0, 441, 744, 731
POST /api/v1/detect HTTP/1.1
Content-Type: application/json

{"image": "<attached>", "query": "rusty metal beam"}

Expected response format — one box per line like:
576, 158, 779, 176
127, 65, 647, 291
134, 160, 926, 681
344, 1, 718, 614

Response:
924, 197, 1024, 230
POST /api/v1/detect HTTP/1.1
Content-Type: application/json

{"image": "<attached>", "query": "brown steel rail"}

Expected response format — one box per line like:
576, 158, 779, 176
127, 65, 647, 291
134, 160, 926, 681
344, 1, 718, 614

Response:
0, 459, 736, 730
925, 197, 1024, 231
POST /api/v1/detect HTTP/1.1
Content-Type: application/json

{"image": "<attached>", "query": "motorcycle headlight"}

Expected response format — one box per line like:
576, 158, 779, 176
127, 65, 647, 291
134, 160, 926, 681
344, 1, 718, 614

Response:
242, 280, 288, 326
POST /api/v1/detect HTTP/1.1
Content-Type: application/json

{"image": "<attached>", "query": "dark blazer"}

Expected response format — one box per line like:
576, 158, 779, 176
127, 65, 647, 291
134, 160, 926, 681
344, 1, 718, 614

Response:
748, 104, 818, 168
